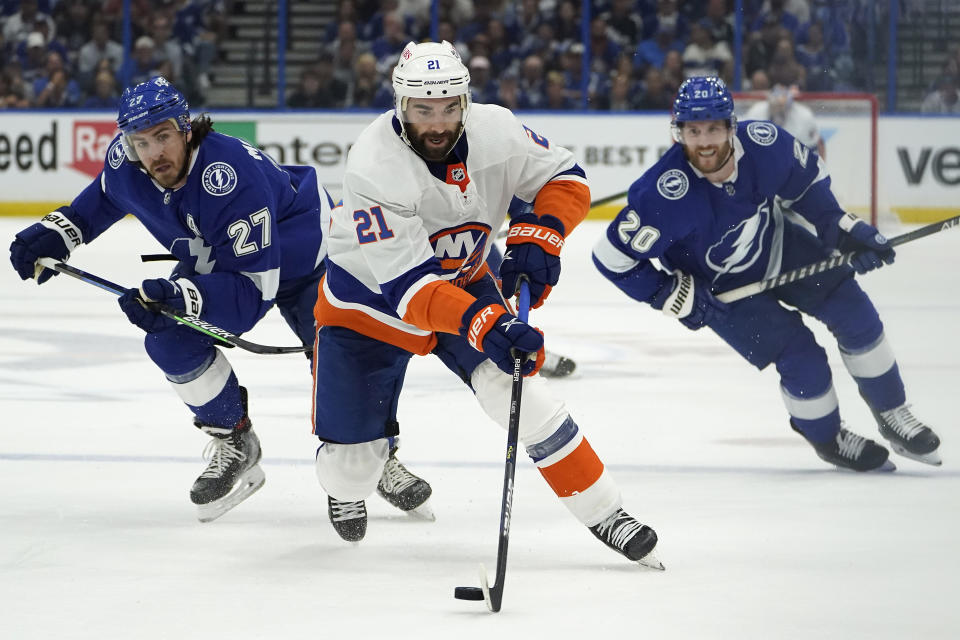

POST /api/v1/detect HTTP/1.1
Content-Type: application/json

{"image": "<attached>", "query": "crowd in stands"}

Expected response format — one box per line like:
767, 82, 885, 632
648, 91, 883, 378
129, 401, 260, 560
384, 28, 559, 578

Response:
1, 0, 957, 114
291, 0, 883, 111
0, 0, 228, 109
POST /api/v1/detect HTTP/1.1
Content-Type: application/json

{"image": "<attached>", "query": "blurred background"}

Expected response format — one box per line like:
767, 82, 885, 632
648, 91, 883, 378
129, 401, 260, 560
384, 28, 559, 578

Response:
0, 0, 957, 221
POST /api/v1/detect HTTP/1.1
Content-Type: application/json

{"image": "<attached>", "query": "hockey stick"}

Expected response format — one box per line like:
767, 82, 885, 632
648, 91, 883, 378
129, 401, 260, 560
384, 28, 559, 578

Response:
716, 215, 960, 304
454, 279, 531, 613
36, 258, 308, 355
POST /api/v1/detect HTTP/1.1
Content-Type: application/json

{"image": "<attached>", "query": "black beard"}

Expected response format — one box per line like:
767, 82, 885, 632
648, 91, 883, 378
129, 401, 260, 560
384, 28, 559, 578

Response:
410, 132, 456, 162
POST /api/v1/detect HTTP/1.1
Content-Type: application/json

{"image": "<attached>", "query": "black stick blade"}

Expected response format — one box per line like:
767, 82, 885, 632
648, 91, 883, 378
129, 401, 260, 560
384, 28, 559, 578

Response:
454, 587, 484, 601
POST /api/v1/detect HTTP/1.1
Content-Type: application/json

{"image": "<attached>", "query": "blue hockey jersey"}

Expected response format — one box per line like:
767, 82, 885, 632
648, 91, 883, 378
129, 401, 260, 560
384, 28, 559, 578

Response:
593, 121, 847, 301
61, 131, 330, 333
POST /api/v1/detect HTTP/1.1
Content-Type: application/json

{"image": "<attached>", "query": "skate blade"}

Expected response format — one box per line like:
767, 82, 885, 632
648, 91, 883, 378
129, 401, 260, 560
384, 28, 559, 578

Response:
890, 444, 942, 466
635, 552, 665, 571
406, 499, 436, 522
196, 465, 266, 523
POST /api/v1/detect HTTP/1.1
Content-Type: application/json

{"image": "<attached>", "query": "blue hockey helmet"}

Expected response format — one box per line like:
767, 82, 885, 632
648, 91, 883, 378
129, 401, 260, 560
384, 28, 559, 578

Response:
116, 76, 190, 161
671, 76, 736, 142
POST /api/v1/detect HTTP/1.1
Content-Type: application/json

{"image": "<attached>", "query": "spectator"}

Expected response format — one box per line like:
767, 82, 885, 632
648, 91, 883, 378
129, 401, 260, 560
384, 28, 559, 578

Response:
371, 11, 407, 74
0, 66, 31, 108
81, 68, 120, 109
3, 0, 55, 49
456, 0, 496, 43
633, 20, 685, 71
750, 0, 801, 37
324, 0, 360, 42
544, 69, 575, 110
635, 66, 674, 111
78, 20, 123, 84
19, 31, 49, 86
767, 37, 806, 88
150, 12, 184, 80
603, 71, 638, 111
701, 0, 734, 46
468, 55, 496, 104
682, 22, 732, 81
486, 19, 518, 74
604, 0, 644, 48
552, 0, 580, 45
346, 51, 384, 108
749, 68, 772, 90
642, 0, 688, 42
288, 56, 348, 108
921, 74, 960, 114
661, 49, 685, 93
518, 53, 547, 109
118, 36, 161, 87
589, 16, 621, 75
32, 54, 80, 107
491, 69, 521, 110
745, 14, 784, 78
796, 20, 833, 90
328, 21, 368, 88
52, 0, 92, 54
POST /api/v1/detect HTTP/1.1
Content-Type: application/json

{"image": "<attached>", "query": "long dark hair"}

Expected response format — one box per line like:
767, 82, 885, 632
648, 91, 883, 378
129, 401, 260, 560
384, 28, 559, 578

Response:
189, 114, 214, 149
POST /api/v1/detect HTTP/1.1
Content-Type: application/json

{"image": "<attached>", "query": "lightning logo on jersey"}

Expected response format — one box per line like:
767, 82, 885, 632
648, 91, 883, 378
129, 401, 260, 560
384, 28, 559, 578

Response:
705, 199, 771, 279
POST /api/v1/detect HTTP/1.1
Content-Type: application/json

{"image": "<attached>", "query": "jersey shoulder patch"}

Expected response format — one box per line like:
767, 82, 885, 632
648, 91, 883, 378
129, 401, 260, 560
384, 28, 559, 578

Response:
656, 168, 689, 200
201, 162, 238, 196
107, 137, 126, 170
745, 121, 778, 146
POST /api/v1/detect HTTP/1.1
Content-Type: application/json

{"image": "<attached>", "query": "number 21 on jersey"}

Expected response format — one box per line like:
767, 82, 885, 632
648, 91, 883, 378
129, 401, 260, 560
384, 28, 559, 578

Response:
354, 206, 395, 244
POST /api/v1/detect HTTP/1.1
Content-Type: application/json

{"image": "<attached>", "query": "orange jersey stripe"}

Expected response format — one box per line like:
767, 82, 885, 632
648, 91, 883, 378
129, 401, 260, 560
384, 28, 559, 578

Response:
537, 438, 605, 498
533, 179, 590, 236
314, 277, 438, 356
401, 280, 480, 335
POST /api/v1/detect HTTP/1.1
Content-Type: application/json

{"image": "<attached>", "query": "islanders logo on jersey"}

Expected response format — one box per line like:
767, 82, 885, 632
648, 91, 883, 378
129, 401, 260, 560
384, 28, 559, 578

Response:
705, 199, 771, 280
430, 222, 491, 287
657, 169, 688, 200
202, 162, 238, 196
107, 138, 126, 170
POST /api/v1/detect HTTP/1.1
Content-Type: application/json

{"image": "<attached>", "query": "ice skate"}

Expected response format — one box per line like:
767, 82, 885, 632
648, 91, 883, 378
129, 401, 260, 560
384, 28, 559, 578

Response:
190, 394, 265, 522
539, 351, 576, 378
869, 403, 942, 466
589, 508, 664, 570
376, 446, 435, 520
793, 422, 896, 472
328, 496, 367, 542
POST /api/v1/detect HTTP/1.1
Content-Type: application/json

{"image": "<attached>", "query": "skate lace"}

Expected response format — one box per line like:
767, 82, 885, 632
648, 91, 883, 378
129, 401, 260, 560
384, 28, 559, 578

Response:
380, 457, 418, 494
836, 429, 867, 460
880, 404, 926, 440
329, 499, 365, 522
595, 509, 643, 550
199, 436, 246, 478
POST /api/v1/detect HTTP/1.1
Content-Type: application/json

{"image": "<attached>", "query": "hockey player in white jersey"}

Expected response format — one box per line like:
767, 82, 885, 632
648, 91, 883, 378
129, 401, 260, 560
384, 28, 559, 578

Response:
311, 40, 661, 568
593, 76, 941, 471
9, 77, 432, 522
744, 84, 825, 157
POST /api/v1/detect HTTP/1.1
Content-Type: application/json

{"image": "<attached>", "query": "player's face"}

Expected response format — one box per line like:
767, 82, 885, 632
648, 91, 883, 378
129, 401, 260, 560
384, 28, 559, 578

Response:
402, 96, 463, 161
680, 119, 732, 175
126, 120, 192, 189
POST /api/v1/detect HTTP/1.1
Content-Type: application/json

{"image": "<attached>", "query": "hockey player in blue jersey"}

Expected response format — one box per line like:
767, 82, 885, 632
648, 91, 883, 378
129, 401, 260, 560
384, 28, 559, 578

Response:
9, 76, 432, 522
593, 76, 941, 471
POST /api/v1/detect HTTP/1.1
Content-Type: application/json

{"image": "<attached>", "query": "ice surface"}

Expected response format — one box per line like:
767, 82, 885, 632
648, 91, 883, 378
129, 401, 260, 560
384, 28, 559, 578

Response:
2, 217, 958, 639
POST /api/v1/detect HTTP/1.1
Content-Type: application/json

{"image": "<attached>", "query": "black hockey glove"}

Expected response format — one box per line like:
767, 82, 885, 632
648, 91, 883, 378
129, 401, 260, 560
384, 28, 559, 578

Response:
460, 296, 545, 376
498, 213, 565, 308
118, 278, 203, 333
9, 212, 83, 284
823, 213, 896, 275
650, 271, 728, 330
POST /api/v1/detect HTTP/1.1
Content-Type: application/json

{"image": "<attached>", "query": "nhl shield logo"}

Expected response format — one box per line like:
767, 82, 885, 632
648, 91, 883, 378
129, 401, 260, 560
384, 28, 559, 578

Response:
451, 167, 465, 182
202, 162, 238, 196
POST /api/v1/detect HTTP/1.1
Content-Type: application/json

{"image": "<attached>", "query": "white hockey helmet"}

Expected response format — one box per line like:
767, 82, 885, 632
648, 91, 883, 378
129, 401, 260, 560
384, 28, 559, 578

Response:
392, 40, 471, 148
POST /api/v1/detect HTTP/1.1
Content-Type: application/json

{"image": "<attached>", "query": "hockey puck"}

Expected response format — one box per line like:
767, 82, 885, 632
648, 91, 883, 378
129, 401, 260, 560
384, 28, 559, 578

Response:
454, 586, 484, 601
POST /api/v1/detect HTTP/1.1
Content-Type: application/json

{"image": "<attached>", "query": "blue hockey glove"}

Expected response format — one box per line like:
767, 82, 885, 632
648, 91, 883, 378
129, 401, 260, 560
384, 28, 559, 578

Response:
823, 213, 895, 275
460, 296, 545, 376
499, 213, 565, 309
9, 212, 83, 284
118, 278, 203, 333
650, 271, 728, 330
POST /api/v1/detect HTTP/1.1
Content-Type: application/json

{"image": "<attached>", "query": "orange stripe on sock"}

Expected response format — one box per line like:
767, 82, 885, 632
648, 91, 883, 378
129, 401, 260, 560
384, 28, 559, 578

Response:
538, 439, 604, 498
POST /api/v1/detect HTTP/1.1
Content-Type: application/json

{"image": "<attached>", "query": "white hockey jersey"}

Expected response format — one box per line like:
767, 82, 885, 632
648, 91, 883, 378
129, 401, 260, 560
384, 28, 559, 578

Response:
316, 103, 589, 354
744, 99, 821, 149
